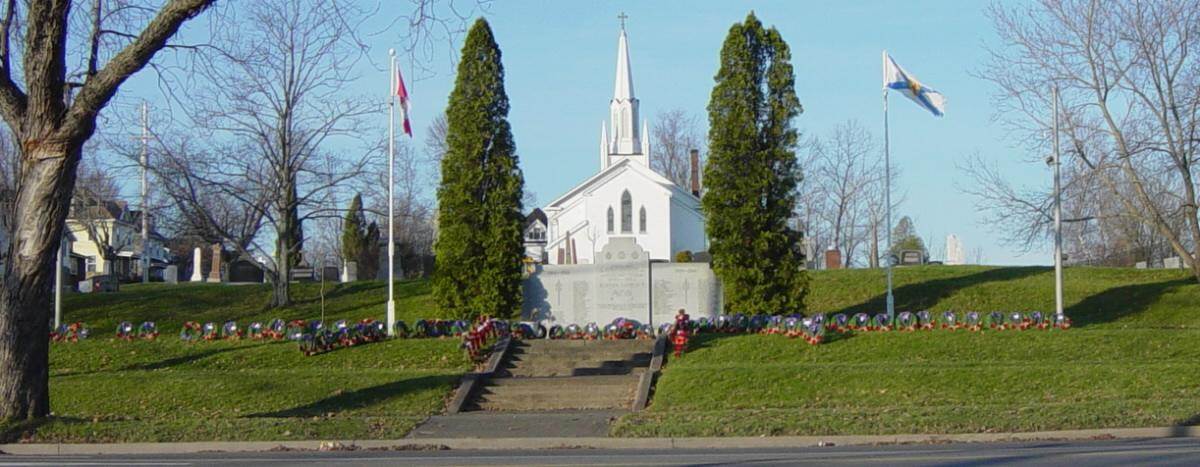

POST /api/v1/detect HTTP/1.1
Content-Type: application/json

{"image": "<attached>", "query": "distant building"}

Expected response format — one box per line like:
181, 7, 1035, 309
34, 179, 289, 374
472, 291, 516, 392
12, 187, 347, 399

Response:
66, 194, 170, 281
946, 234, 965, 265
523, 208, 548, 263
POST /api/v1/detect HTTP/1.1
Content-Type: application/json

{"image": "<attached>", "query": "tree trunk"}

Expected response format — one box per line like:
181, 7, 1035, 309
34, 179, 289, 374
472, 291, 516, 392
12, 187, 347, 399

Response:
272, 214, 292, 308
0, 146, 79, 420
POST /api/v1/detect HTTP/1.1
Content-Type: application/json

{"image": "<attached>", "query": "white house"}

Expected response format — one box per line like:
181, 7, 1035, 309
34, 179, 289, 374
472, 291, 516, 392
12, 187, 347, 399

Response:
66, 195, 171, 281
542, 25, 706, 265
523, 208, 548, 263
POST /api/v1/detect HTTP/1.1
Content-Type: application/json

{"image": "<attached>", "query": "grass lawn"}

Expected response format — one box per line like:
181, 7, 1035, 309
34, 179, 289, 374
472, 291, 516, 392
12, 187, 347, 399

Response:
3, 279, 470, 443
8, 266, 1200, 441
612, 265, 1200, 437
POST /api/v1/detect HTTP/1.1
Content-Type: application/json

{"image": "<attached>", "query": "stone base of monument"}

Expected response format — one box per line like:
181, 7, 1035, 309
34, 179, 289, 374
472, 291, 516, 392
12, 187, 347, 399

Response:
466, 339, 653, 412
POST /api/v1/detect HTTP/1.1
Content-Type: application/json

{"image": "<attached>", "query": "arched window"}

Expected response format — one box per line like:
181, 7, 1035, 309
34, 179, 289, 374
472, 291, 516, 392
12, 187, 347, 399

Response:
620, 191, 632, 233
639, 206, 646, 233
606, 207, 614, 233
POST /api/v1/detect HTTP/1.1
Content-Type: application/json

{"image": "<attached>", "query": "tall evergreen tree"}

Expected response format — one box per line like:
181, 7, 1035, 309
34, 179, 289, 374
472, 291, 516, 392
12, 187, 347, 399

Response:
703, 12, 809, 315
341, 194, 367, 266
434, 19, 525, 320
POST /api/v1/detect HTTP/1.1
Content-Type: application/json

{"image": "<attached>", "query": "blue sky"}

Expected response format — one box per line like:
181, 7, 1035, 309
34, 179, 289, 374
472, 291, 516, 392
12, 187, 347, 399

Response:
114, 1, 1052, 265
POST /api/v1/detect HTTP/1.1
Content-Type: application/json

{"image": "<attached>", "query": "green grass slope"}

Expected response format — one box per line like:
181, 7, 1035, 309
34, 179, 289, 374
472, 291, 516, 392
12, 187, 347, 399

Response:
614, 266, 1200, 437
4, 280, 467, 443
12, 267, 1200, 442
62, 279, 438, 334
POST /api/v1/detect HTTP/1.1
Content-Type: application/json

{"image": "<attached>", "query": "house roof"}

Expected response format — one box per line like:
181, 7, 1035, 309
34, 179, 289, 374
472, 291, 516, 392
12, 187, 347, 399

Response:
524, 208, 547, 229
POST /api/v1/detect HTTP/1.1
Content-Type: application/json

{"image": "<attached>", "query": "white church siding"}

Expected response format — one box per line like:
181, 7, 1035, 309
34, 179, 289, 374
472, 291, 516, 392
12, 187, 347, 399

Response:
670, 194, 706, 256
541, 23, 707, 266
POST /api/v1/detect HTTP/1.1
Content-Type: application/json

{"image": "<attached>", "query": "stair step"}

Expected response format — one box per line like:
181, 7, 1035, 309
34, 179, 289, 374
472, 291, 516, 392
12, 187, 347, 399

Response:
486, 374, 639, 388
502, 366, 646, 378
462, 339, 655, 412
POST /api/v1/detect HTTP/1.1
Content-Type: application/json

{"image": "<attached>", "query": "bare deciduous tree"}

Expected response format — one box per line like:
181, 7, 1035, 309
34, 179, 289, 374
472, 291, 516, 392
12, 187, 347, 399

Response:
651, 108, 702, 189
0, 0, 214, 422
798, 120, 890, 268
969, 0, 1200, 280
174, 0, 378, 307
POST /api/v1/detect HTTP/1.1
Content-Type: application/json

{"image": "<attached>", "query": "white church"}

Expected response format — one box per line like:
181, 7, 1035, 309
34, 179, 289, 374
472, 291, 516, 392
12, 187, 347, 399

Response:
527, 24, 707, 265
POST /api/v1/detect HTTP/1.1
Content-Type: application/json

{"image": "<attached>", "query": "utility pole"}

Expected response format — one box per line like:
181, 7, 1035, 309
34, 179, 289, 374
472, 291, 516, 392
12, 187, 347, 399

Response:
139, 101, 150, 283
1052, 87, 1064, 319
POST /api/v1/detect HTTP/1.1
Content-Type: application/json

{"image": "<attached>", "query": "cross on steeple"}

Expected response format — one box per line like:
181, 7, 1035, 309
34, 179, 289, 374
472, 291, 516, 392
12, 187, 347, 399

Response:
617, 12, 628, 30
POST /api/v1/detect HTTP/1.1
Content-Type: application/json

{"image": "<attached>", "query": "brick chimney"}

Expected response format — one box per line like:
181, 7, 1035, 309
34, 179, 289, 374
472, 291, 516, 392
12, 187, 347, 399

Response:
689, 149, 701, 197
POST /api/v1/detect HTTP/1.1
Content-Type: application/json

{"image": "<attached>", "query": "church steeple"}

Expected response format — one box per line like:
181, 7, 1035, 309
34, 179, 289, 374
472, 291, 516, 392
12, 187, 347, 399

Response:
602, 13, 647, 169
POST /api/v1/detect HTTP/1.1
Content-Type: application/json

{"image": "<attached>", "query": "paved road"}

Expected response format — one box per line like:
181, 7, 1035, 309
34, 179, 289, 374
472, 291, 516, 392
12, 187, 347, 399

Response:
2, 438, 1199, 466
409, 410, 624, 438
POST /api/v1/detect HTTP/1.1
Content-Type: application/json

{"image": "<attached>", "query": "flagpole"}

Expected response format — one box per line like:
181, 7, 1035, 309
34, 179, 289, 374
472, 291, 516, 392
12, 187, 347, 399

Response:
386, 49, 397, 336
1052, 86, 1063, 319
883, 52, 895, 321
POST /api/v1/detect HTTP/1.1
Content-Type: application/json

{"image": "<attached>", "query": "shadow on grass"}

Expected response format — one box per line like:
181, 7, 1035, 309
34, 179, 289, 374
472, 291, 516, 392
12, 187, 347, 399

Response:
0, 416, 60, 444
245, 374, 455, 418
1066, 277, 1193, 328
122, 341, 273, 371
834, 266, 1047, 315
682, 328, 855, 355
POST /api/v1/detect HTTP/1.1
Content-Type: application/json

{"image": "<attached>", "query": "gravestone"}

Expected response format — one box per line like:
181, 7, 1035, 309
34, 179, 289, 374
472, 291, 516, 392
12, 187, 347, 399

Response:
164, 265, 178, 284
208, 244, 222, 282
190, 247, 204, 282
228, 259, 265, 283
1135, 261, 1148, 269
824, 248, 842, 269
1164, 257, 1183, 269
900, 250, 925, 266
322, 266, 340, 282
342, 261, 357, 282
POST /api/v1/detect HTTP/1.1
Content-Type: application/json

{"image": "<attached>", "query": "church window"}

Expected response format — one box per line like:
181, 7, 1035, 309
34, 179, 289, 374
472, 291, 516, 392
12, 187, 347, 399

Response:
607, 207, 614, 233
621, 191, 633, 233
639, 207, 646, 233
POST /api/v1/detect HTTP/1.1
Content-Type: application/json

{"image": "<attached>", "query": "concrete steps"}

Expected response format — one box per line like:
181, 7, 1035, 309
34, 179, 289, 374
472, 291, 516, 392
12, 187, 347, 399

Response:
466, 339, 654, 412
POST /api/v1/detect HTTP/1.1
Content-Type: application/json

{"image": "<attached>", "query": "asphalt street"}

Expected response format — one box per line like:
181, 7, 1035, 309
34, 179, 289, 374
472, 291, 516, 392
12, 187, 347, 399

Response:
2, 437, 1200, 466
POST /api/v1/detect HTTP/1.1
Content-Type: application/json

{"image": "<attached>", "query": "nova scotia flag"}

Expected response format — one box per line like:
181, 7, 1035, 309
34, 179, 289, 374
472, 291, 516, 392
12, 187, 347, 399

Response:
883, 52, 945, 117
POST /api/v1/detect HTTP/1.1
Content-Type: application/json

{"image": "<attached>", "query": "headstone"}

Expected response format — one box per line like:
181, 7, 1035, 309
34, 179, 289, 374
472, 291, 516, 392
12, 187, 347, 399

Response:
342, 261, 357, 282
164, 265, 178, 284
291, 267, 315, 282
900, 250, 924, 266
190, 247, 204, 282
945, 234, 965, 265
825, 248, 842, 270
322, 266, 339, 281
78, 279, 93, 293
228, 259, 265, 283
1135, 261, 1148, 269
208, 244, 222, 282
1164, 256, 1183, 269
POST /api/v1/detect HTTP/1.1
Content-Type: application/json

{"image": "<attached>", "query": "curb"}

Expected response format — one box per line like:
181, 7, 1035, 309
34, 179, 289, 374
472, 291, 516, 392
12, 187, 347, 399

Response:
3, 426, 1197, 455
446, 336, 511, 414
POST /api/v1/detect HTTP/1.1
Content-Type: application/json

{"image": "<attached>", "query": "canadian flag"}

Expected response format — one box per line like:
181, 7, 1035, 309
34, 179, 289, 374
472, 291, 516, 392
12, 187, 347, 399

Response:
395, 66, 412, 137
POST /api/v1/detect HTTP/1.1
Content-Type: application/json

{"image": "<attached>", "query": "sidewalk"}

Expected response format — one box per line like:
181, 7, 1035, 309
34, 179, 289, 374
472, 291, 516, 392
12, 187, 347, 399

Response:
2, 426, 1198, 455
